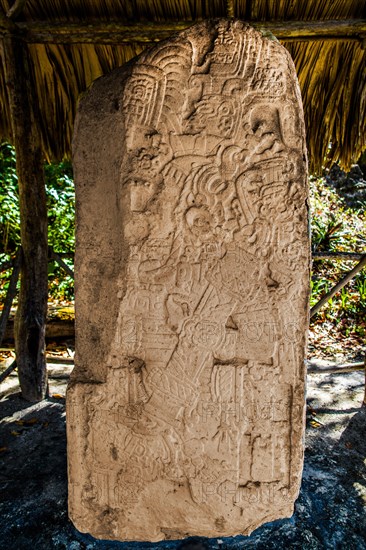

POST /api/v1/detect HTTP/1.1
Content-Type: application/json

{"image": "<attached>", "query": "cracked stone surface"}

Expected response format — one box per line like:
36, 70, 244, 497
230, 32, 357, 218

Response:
68, 19, 310, 541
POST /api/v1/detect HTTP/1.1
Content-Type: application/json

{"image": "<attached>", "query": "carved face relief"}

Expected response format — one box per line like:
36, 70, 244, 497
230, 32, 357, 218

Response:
184, 95, 239, 138
127, 177, 160, 212
250, 105, 284, 154
184, 206, 214, 242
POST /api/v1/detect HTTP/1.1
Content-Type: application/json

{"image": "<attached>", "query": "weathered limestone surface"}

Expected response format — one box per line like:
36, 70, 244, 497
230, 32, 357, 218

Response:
67, 19, 310, 542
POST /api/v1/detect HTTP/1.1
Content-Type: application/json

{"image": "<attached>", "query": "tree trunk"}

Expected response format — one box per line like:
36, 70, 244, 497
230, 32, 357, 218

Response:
2, 34, 48, 401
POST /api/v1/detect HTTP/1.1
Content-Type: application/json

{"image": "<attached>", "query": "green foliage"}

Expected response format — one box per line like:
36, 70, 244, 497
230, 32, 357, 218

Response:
310, 175, 366, 349
44, 161, 75, 254
0, 143, 20, 255
0, 143, 74, 300
356, 271, 366, 309
310, 277, 329, 308
310, 175, 365, 253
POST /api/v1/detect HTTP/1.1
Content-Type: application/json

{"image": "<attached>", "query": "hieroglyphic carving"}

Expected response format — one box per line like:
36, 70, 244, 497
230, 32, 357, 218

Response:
68, 19, 309, 541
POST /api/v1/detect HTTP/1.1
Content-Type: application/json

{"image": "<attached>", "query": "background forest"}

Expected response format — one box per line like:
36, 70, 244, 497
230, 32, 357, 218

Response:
0, 142, 365, 360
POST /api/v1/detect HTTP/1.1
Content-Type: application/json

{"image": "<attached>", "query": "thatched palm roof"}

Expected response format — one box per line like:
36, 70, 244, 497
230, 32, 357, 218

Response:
0, 0, 365, 173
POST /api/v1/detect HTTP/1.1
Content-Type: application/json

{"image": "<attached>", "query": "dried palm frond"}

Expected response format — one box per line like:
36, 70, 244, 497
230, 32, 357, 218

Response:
0, 0, 364, 172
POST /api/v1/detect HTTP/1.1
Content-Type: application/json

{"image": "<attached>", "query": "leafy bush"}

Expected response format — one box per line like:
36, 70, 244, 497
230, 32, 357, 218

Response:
310, 175, 365, 254
310, 174, 366, 357
0, 143, 74, 300
0, 144, 20, 255
45, 161, 75, 255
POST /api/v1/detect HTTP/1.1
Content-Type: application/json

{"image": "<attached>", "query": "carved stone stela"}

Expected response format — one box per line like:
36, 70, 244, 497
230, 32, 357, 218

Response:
67, 20, 310, 541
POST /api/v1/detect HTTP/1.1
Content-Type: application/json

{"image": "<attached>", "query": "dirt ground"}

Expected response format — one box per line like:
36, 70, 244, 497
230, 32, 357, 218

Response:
0, 359, 365, 550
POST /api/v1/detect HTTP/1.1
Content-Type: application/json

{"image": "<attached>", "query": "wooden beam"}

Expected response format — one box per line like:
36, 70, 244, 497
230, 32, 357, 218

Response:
255, 18, 366, 42
0, 359, 17, 383
0, 19, 364, 44
3, 319, 75, 342
49, 248, 74, 279
313, 252, 365, 261
0, 11, 17, 33
307, 362, 365, 374
311, 254, 366, 317
6, 0, 27, 20
1, 33, 49, 402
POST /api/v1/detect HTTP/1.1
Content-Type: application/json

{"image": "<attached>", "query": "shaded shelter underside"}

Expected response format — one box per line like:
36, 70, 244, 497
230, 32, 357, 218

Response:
0, 0, 365, 172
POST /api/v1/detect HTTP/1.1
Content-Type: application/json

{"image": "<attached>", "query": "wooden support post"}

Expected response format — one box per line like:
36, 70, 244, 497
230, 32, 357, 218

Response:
1, 30, 48, 401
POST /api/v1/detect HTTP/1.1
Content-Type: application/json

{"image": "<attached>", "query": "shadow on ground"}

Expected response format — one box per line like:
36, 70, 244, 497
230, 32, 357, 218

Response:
0, 370, 365, 549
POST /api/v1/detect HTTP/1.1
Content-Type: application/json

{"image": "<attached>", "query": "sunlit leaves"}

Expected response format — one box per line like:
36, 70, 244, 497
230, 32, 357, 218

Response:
310, 174, 366, 358
0, 143, 75, 299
